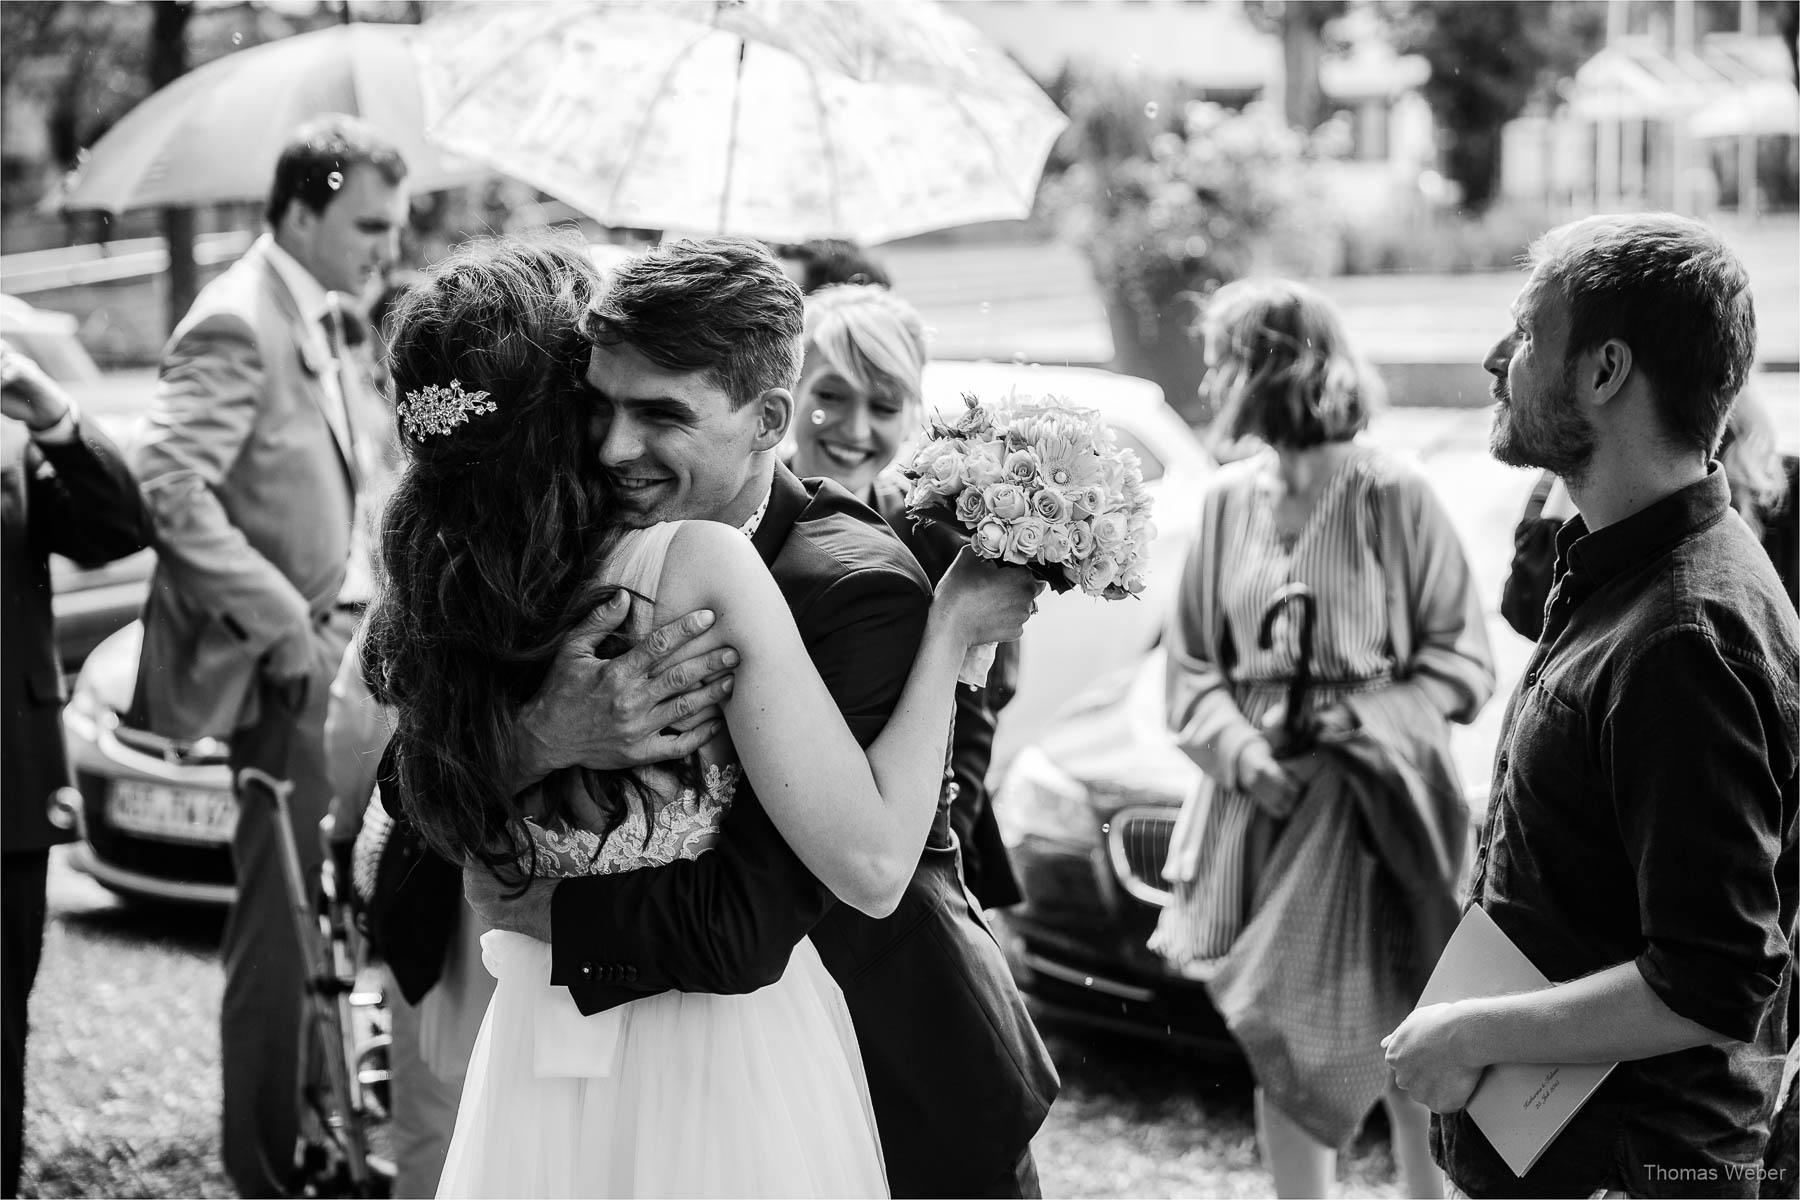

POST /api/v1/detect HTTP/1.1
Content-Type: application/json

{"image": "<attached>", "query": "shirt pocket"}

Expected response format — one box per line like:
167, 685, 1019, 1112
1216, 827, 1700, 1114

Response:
1489, 678, 1592, 892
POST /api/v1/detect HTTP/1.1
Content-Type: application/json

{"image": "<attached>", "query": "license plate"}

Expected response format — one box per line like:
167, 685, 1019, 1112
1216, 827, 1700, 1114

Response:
107, 779, 238, 845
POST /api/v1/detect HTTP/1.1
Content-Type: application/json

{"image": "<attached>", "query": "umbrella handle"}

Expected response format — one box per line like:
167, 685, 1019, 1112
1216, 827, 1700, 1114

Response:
1257, 582, 1318, 744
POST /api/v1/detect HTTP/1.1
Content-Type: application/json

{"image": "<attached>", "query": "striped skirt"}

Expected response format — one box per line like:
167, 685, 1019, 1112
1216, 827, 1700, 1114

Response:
1149, 676, 1380, 971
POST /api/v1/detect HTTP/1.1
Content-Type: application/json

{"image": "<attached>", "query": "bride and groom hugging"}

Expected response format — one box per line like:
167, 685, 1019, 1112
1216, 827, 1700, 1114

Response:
361, 234, 1061, 1197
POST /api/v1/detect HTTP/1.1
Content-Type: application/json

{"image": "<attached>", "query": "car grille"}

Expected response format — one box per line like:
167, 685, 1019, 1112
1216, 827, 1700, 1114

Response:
111, 723, 227, 766
75, 770, 236, 887
1106, 806, 1176, 906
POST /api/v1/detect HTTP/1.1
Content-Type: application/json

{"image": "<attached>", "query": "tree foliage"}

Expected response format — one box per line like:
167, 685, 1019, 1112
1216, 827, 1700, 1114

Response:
0, 1, 420, 176
1043, 80, 1327, 421
1388, 1, 1605, 209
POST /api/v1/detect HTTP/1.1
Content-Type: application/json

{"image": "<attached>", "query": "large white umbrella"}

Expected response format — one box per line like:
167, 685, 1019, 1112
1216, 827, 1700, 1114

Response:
60, 22, 483, 213
415, 0, 1068, 244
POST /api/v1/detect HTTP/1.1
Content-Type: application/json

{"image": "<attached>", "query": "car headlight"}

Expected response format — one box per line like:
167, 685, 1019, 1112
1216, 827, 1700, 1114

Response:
993, 744, 1097, 848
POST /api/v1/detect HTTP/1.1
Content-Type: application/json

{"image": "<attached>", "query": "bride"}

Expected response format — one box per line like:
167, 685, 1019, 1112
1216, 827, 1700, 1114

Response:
358, 237, 1038, 1198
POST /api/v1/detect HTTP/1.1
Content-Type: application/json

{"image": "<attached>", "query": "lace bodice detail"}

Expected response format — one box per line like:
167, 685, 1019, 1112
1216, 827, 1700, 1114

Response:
523, 762, 740, 878
514, 522, 742, 879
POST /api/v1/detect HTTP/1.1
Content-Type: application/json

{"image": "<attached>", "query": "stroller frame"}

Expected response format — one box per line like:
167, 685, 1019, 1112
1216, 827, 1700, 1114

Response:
237, 766, 395, 1198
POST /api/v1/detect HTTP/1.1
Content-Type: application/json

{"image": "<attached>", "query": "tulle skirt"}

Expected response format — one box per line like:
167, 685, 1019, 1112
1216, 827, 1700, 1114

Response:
436, 932, 888, 1199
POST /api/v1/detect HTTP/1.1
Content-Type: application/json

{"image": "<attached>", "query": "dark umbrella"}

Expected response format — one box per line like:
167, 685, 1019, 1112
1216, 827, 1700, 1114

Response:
1258, 581, 1319, 752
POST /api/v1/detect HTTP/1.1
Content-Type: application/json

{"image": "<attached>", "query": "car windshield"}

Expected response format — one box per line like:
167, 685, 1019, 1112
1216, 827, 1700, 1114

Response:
1108, 425, 1165, 483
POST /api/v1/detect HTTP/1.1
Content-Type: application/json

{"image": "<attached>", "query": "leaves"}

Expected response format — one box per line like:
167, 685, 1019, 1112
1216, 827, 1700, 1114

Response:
1386, 1, 1606, 208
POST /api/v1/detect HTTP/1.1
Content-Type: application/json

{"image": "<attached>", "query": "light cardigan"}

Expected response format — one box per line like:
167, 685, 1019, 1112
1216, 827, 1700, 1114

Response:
1164, 446, 1498, 801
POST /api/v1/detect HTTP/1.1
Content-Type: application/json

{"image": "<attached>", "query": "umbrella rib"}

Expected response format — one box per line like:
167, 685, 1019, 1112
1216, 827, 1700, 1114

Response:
603, 25, 722, 219
802, 64, 845, 237
945, 88, 1033, 206
431, 5, 578, 123
719, 41, 749, 233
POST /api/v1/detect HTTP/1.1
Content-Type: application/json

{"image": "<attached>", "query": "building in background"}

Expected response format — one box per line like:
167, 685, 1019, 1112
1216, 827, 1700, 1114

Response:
962, 0, 1437, 222
1501, 0, 1798, 217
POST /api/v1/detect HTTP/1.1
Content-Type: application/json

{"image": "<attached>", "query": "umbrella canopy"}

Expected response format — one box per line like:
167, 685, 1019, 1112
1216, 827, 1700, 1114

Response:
415, 0, 1069, 244
60, 22, 483, 214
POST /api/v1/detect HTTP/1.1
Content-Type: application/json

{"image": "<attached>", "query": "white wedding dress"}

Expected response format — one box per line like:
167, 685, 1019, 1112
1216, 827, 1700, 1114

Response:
436, 523, 888, 1199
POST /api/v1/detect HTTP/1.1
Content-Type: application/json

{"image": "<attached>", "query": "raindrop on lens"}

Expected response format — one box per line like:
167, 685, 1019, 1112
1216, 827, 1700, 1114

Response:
1100, 822, 1111, 834
231, 31, 242, 45
810, 409, 826, 425
1144, 101, 1159, 119
1012, 351, 1026, 365
1083, 976, 1094, 987
978, 301, 991, 315
327, 170, 344, 191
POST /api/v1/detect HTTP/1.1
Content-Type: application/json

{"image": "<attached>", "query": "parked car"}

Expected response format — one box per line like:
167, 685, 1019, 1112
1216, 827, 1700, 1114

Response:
59, 621, 236, 905
984, 646, 1237, 1054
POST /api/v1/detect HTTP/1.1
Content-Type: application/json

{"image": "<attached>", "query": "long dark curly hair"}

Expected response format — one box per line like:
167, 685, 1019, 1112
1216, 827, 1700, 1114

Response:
360, 235, 642, 882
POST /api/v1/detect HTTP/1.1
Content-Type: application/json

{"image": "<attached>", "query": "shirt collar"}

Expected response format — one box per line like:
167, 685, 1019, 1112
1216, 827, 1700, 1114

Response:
259, 233, 337, 333
737, 485, 772, 539
1557, 465, 1732, 590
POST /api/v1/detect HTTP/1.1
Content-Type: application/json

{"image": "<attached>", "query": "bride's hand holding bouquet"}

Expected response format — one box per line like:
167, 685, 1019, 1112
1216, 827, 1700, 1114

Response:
901, 393, 1157, 685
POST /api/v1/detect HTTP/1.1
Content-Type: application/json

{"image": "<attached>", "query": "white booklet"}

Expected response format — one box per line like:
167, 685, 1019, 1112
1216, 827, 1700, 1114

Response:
1414, 905, 1618, 1177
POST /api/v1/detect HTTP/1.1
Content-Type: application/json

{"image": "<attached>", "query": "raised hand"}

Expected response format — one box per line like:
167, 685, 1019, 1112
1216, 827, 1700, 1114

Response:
933, 547, 1046, 648
0, 340, 72, 431
514, 595, 740, 786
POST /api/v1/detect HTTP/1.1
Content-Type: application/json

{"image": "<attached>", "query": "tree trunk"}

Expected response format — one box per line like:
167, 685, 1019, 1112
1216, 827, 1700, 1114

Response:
1282, 7, 1326, 134
1105, 292, 1211, 429
151, 1, 195, 334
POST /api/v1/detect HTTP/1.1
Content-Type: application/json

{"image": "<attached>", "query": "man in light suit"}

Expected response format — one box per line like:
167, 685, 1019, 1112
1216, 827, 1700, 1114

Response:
128, 115, 408, 1198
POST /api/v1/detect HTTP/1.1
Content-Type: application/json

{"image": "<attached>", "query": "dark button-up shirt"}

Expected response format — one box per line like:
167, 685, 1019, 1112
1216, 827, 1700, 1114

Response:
1437, 468, 1799, 1199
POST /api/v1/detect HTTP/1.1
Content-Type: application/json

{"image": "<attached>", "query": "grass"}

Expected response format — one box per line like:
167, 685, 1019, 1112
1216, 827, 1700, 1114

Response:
24, 851, 1419, 1198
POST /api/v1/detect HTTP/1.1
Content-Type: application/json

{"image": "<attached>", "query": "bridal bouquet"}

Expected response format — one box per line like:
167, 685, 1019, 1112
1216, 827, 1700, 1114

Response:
900, 392, 1156, 685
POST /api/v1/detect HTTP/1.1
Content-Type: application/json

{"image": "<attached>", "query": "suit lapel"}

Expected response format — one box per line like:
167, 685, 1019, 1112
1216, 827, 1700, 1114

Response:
753, 462, 811, 568
256, 247, 359, 489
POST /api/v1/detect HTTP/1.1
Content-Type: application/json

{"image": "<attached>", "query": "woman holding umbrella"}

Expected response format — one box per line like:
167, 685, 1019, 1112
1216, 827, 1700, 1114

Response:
1149, 279, 1495, 1198
786, 283, 1022, 910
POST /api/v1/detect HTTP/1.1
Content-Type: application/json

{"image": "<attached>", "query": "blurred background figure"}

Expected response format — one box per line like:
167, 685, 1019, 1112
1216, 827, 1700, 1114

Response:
1502, 384, 1799, 643
774, 238, 894, 295
125, 114, 408, 1198
1, 344, 150, 1199
323, 638, 490, 1200
788, 282, 1022, 911
1151, 279, 1493, 1199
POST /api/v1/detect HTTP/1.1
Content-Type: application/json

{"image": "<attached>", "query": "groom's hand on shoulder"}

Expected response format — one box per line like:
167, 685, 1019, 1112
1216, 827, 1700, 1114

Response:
514, 594, 739, 785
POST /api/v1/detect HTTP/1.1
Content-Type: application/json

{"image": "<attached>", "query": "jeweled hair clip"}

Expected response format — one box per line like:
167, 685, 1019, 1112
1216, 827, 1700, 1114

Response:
397, 379, 497, 441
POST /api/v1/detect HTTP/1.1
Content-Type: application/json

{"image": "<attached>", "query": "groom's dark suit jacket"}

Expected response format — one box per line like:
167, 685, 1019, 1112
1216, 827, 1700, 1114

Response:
547, 463, 1059, 1196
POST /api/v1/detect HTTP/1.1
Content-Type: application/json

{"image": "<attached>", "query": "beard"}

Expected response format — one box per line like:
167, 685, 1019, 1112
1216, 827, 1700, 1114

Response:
1488, 364, 1596, 480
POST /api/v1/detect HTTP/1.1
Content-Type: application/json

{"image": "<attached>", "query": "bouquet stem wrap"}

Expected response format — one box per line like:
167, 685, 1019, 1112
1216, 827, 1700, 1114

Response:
961, 641, 998, 688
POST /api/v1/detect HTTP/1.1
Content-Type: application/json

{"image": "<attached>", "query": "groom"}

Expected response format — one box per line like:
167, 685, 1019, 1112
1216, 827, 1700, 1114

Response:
467, 236, 1058, 1197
